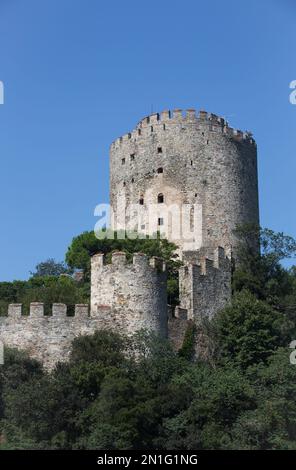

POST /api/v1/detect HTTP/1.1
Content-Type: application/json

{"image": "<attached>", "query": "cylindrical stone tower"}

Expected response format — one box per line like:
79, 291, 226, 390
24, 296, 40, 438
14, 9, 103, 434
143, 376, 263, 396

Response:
109, 109, 259, 259
91, 252, 168, 337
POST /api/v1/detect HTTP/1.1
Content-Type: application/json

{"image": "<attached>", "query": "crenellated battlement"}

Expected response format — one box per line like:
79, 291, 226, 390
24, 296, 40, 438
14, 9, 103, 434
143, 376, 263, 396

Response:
91, 251, 166, 272
198, 246, 231, 276
182, 247, 231, 273
110, 108, 256, 147
4, 303, 89, 318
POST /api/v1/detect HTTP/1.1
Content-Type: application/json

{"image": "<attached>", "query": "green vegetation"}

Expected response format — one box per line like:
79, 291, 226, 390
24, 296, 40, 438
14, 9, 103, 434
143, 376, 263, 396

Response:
0, 230, 181, 316
0, 275, 88, 316
178, 321, 196, 361
30, 259, 71, 278
0, 226, 295, 449
0, 331, 295, 449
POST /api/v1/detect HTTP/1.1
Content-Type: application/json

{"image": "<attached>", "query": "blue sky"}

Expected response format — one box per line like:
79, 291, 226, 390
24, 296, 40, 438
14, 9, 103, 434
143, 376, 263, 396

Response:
0, 0, 295, 281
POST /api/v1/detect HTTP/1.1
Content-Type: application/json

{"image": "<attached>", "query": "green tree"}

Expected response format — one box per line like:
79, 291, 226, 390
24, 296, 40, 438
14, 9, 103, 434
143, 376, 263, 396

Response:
0, 348, 44, 449
229, 348, 296, 449
233, 225, 296, 306
160, 363, 255, 449
214, 290, 286, 369
30, 258, 70, 277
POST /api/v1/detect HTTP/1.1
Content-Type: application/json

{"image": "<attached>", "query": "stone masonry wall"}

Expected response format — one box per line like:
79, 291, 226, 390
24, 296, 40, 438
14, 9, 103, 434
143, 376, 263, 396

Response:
0, 303, 94, 369
0, 253, 168, 369
168, 306, 190, 351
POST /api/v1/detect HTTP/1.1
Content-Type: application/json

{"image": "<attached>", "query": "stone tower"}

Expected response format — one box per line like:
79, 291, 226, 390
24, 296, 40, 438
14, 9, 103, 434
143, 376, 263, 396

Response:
109, 109, 259, 259
91, 251, 168, 337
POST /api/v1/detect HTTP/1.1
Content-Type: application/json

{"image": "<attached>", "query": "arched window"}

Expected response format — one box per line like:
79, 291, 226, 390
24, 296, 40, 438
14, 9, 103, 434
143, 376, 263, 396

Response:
157, 167, 163, 174
157, 193, 164, 204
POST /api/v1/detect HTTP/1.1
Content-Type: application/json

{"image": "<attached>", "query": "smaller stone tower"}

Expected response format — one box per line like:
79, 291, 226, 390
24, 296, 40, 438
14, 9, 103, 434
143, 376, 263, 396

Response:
179, 246, 232, 322
91, 251, 168, 337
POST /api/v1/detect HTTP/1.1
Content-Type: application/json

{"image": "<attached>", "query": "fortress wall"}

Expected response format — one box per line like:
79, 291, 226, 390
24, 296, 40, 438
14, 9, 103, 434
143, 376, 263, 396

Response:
0, 250, 168, 370
0, 303, 96, 369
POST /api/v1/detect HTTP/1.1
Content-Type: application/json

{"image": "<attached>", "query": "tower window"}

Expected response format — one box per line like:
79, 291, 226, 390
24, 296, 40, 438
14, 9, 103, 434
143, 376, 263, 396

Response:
138, 129, 141, 135
190, 160, 193, 166
157, 193, 164, 204
130, 153, 135, 161
157, 147, 162, 154
151, 126, 153, 132
163, 124, 166, 130
121, 158, 125, 165
157, 167, 163, 174
131, 178, 134, 183
158, 218, 164, 226
190, 206, 194, 231
139, 197, 144, 205
123, 182, 126, 187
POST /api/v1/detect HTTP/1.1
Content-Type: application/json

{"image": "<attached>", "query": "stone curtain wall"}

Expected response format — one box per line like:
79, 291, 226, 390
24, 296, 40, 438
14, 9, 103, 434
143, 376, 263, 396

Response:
0, 303, 93, 369
110, 108, 259, 258
0, 253, 168, 369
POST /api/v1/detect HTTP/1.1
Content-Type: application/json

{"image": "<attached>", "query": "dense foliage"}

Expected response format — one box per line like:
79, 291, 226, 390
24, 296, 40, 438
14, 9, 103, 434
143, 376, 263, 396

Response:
0, 226, 295, 449
0, 331, 295, 450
